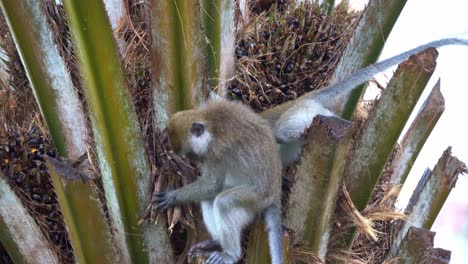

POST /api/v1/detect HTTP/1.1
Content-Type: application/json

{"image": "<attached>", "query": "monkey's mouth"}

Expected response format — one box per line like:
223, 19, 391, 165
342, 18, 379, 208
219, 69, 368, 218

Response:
185, 151, 204, 162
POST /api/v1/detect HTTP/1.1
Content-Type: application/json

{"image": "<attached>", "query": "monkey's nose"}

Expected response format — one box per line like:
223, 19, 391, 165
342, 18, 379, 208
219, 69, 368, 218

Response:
190, 122, 205, 137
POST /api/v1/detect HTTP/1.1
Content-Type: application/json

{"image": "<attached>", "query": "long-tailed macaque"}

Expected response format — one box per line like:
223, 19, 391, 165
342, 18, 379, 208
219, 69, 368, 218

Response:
153, 101, 284, 264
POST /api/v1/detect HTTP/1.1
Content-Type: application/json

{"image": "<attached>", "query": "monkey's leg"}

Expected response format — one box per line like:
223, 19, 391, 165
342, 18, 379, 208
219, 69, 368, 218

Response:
264, 203, 284, 264
206, 187, 259, 264
189, 200, 222, 258
200, 200, 220, 241
188, 240, 221, 258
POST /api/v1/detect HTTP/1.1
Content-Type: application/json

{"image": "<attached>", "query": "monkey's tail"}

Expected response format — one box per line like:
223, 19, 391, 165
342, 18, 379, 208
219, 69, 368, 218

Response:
313, 37, 468, 104
264, 204, 284, 264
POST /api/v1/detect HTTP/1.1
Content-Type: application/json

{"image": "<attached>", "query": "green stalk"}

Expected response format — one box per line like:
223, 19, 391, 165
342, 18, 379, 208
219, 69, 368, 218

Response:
331, 0, 408, 119
0, 0, 87, 160
388, 147, 467, 258
217, 0, 235, 95
389, 80, 445, 186
0, 173, 60, 264
152, 0, 204, 129
285, 115, 352, 260
45, 156, 117, 264
393, 227, 435, 264
244, 221, 271, 264
0, 45, 8, 89
0, 2, 125, 261
415, 151, 461, 231
201, 0, 235, 96
201, 0, 221, 90
62, 0, 173, 262
420, 248, 451, 263
322, 0, 335, 15
345, 49, 438, 212
103, 0, 126, 56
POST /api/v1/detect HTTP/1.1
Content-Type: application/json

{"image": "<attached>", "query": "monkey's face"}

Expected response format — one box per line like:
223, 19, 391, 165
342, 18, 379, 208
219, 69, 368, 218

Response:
167, 111, 212, 161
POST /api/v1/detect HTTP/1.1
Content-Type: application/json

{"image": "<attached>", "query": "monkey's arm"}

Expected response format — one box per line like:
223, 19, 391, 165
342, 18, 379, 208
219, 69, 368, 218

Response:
152, 169, 224, 211
175, 175, 224, 203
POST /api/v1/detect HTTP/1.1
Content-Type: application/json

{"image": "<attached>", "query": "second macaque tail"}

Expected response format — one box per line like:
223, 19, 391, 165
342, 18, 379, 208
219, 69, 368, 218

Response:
314, 37, 468, 103
264, 203, 284, 264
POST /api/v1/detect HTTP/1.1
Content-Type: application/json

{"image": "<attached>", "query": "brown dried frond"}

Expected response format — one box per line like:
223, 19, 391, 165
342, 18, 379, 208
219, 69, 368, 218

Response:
0, 11, 38, 133
326, 249, 367, 264
340, 185, 378, 241
115, 0, 154, 154
292, 247, 324, 264
363, 210, 406, 222
350, 222, 391, 264
117, 0, 151, 69
382, 257, 399, 264
326, 180, 408, 263
349, 182, 407, 263
377, 184, 401, 207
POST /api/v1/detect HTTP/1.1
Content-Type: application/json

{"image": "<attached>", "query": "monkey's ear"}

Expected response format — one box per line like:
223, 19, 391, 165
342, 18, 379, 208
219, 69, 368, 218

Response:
190, 122, 205, 137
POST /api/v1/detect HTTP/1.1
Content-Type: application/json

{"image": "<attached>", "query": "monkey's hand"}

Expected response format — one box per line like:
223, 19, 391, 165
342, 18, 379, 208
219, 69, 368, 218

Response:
151, 191, 177, 212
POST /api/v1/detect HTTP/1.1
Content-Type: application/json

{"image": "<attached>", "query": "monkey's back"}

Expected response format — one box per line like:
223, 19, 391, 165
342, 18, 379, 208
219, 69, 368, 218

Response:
201, 101, 282, 203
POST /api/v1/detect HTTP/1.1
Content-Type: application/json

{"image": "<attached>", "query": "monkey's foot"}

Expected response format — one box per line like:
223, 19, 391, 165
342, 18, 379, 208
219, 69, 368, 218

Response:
188, 240, 221, 258
206, 252, 236, 264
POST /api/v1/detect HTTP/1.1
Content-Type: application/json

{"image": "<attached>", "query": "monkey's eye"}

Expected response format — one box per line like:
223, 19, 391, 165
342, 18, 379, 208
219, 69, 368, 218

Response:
190, 122, 205, 137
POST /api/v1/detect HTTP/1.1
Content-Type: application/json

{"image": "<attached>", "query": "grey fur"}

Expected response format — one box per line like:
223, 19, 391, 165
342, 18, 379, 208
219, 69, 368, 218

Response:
264, 204, 284, 264
313, 38, 468, 106
154, 101, 283, 264
263, 38, 468, 167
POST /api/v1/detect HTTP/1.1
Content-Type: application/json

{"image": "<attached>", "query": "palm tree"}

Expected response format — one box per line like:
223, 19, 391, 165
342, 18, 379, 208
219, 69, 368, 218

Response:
0, 0, 465, 263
